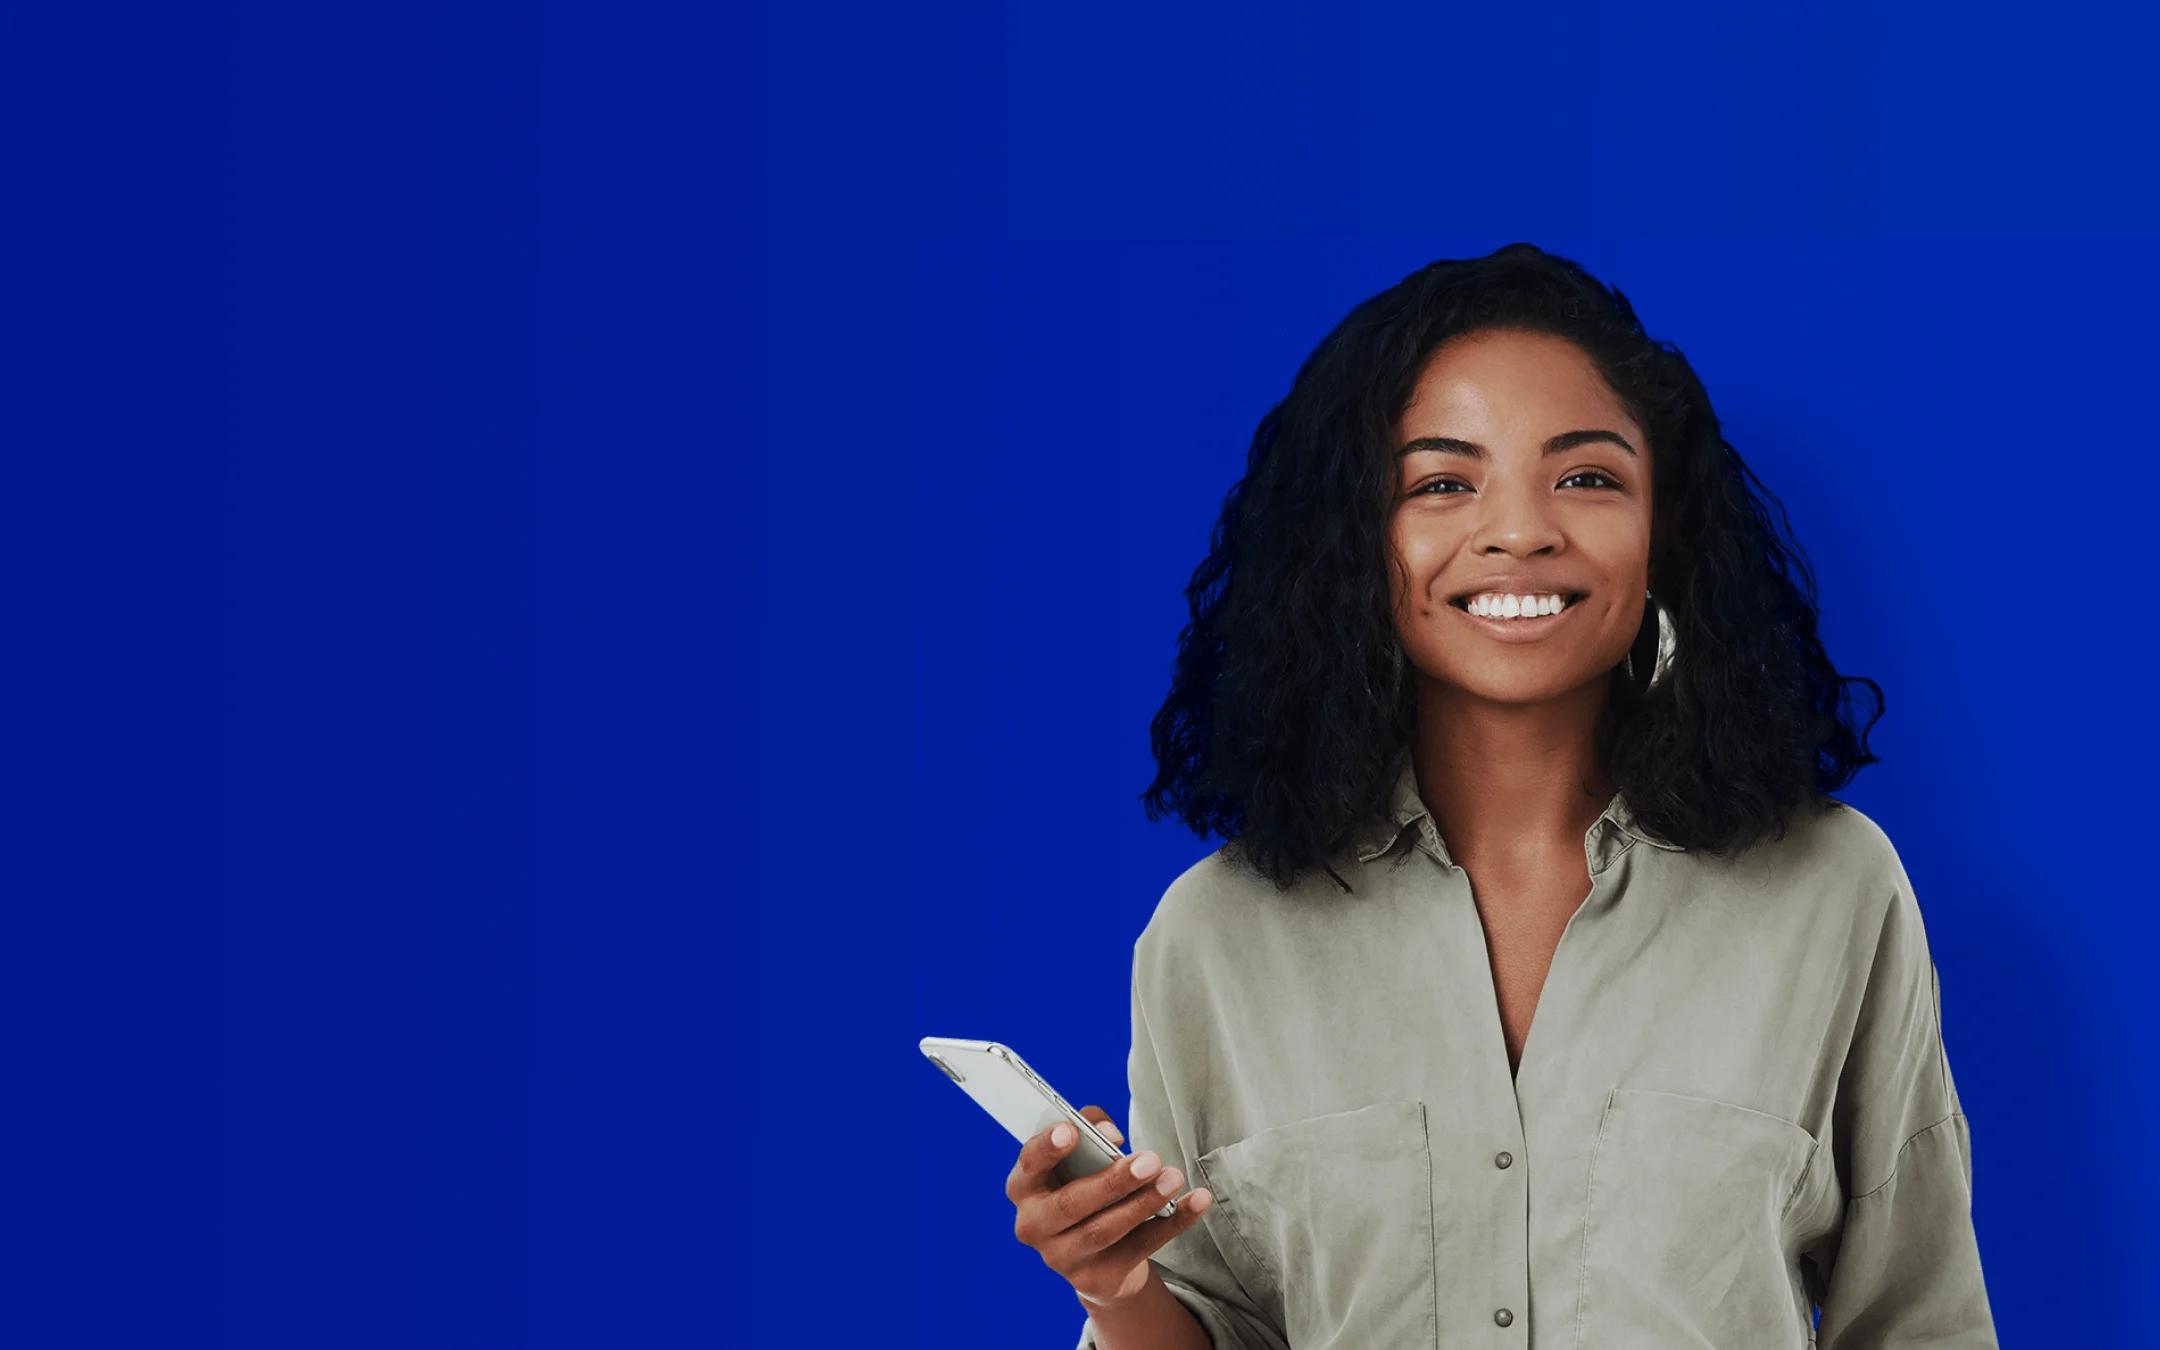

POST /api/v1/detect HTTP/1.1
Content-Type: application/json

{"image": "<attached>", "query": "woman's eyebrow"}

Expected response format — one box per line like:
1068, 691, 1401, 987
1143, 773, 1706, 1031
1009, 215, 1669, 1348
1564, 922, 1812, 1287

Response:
1397, 429, 1638, 459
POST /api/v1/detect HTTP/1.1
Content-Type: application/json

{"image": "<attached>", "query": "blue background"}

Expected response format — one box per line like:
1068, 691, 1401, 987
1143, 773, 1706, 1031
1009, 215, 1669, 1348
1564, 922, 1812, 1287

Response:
8, 1, 2154, 1345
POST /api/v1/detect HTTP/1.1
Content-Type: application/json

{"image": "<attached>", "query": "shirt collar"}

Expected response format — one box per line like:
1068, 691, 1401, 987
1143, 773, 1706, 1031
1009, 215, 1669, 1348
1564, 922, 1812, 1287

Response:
1350, 749, 1685, 870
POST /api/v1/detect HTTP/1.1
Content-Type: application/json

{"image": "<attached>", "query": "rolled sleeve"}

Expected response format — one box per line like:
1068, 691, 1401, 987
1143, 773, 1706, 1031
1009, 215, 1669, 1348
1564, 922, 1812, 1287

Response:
1074, 935, 1288, 1350
1810, 883, 1999, 1347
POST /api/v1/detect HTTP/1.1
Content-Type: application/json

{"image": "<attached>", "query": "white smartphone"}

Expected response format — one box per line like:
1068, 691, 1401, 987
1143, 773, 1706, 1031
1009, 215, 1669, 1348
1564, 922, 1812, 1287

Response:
919, 1035, 1179, 1220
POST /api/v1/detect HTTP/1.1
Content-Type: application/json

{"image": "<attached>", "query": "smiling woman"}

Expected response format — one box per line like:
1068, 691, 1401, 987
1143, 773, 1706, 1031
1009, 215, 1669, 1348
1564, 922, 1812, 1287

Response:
1055, 243, 1998, 1350
1391, 328, 1660, 696
1138, 243, 1882, 892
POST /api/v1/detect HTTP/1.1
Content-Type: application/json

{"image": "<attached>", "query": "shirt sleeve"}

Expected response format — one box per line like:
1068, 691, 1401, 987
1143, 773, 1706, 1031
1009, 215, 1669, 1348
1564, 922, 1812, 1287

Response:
1808, 881, 2000, 1348
1075, 934, 1289, 1350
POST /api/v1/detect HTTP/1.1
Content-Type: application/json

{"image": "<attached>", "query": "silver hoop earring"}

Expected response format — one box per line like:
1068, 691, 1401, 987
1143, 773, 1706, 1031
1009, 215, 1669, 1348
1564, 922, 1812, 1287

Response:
1623, 586, 1677, 693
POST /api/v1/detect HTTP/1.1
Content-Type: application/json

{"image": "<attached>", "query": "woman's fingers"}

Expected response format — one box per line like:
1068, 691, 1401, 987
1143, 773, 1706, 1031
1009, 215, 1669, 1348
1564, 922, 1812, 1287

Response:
1007, 1101, 1218, 1309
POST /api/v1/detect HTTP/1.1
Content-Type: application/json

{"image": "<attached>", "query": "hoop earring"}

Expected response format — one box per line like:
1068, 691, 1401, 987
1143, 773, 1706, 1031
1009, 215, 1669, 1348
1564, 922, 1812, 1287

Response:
1623, 586, 1677, 694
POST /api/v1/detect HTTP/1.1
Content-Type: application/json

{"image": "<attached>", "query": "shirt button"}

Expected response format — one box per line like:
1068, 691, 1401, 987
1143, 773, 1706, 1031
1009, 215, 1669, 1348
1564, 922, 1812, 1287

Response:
1494, 1150, 1512, 1168
1494, 1308, 1514, 1327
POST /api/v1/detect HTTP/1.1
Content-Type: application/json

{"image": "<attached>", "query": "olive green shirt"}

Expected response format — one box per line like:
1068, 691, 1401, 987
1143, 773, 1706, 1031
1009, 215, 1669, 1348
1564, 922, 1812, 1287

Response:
1074, 751, 1996, 1348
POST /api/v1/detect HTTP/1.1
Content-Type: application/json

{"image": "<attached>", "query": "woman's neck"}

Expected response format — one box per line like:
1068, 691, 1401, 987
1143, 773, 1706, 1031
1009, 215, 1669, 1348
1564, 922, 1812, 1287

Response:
1411, 678, 1615, 865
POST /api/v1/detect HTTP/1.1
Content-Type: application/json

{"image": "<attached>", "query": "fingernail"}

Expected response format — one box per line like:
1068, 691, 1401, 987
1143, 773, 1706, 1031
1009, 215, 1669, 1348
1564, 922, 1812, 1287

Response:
1100, 1122, 1123, 1143
1051, 1124, 1073, 1147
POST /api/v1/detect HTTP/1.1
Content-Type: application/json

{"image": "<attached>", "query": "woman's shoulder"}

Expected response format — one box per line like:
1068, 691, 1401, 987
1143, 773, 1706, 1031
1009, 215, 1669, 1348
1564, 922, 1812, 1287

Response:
1137, 846, 1243, 949
1130, 841, 1315, 979
1796, 793, 1904, 869
1721, 792, 1923, 926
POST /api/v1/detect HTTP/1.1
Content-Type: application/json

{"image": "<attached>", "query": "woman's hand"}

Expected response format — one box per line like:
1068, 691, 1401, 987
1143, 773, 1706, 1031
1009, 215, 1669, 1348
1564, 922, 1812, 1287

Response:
1007, 1105, 1217, 1311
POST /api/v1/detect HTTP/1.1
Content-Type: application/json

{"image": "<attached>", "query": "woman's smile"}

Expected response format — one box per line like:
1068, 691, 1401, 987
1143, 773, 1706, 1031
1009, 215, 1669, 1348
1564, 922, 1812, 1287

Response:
1447, 590, 1588, 643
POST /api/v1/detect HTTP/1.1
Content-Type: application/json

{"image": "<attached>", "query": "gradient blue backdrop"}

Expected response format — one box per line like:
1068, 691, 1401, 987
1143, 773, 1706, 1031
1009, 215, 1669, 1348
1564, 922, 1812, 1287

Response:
8, 1, 2155, 1345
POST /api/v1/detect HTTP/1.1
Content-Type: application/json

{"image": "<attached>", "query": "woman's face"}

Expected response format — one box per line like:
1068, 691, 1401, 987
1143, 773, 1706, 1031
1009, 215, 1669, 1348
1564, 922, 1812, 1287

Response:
1387, 328, 1655, 706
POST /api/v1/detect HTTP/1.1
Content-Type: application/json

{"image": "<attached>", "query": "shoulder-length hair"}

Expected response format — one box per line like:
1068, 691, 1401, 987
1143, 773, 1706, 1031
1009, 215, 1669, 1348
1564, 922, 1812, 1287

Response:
1139, 242, 1884, 892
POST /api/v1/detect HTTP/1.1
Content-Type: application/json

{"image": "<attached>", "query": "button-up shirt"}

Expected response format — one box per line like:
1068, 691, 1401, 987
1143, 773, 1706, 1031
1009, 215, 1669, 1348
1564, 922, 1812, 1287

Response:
1074, 750, 1997, 1348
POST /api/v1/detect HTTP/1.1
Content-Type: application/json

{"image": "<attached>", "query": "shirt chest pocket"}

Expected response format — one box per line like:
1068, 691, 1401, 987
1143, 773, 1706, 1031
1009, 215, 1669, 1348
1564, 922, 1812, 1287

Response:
1194, 1099, 1439, 1349
1577, 1087, 1821, 1350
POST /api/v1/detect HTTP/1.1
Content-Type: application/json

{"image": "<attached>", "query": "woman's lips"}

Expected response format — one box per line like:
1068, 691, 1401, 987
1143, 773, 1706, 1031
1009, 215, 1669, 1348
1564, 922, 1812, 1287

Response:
1448, 596, 1583, 644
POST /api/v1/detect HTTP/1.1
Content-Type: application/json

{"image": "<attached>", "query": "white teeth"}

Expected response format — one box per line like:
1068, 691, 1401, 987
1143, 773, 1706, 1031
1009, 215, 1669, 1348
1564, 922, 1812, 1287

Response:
1467, 592, 1568, 618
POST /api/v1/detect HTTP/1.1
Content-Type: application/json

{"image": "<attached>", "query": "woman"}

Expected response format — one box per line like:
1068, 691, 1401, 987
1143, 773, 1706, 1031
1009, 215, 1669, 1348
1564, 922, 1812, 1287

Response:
1006, 243, 1998, 1348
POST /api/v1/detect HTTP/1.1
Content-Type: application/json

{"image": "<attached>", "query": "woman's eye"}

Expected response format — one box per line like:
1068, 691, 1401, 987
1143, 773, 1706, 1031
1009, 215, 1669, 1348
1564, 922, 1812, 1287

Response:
1410, 472, 1618, 496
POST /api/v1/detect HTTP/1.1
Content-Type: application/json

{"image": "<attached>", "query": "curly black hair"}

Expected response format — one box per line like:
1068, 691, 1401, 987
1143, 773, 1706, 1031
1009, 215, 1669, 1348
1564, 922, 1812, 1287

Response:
1140, 242, 1885, 893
